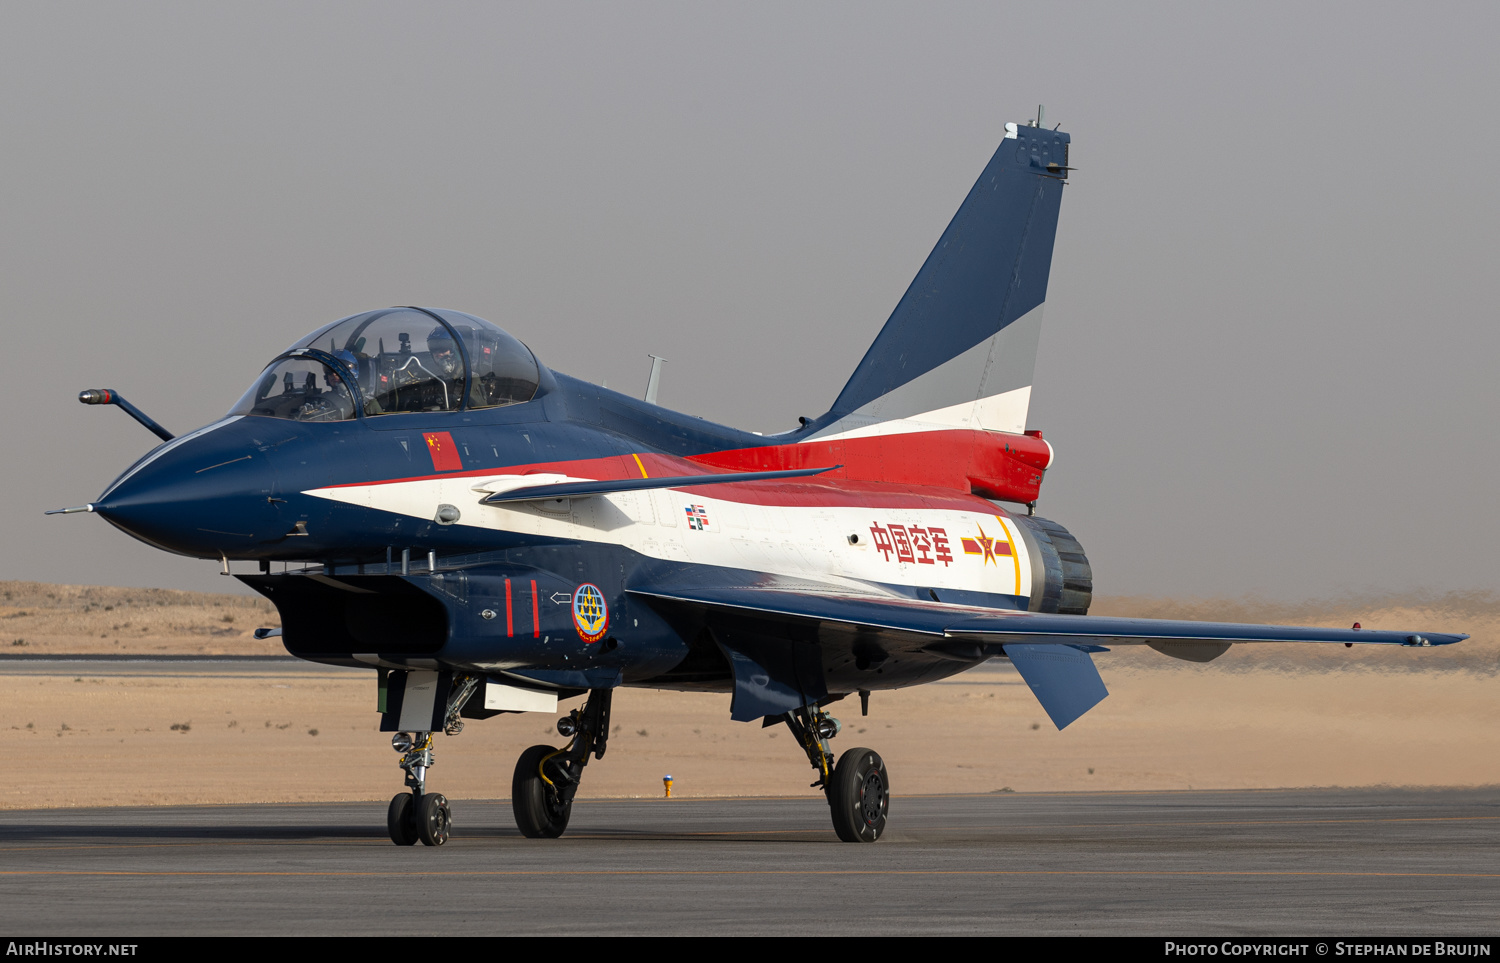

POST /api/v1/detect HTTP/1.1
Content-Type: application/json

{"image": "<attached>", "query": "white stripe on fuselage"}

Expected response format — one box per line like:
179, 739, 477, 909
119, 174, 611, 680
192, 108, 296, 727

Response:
806, 385, 1033, 443
303, 479, 1033, 599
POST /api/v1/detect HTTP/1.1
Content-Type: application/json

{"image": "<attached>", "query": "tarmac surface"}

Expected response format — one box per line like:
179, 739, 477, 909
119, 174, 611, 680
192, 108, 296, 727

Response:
1, 787, 1496, 935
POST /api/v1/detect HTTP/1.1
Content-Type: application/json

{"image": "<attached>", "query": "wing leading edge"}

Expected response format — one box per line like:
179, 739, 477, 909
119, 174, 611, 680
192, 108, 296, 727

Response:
629, 579, 1466, 730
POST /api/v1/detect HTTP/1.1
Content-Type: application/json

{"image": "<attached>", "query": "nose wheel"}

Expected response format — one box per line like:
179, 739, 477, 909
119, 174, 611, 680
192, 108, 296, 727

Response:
387, 790, 451, 846
416, 793, 452, 845
386, 792, 418, 846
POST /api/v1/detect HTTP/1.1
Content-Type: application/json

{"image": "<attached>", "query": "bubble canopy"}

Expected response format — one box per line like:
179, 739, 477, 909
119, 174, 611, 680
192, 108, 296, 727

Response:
230, 308, 540, 421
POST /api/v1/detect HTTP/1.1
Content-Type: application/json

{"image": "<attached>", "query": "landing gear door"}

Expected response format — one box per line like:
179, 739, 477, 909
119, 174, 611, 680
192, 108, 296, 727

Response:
710, 624, 828, 723
379, 669, 452, 732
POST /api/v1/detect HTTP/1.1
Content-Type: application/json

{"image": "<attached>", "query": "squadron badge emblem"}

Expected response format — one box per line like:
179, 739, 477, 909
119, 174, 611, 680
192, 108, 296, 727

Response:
572, 583, 609, 643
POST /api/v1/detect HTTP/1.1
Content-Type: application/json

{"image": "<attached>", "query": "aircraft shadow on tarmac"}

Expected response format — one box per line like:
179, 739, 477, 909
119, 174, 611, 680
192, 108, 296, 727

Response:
0, 798, 880, 845
0, 822, 375, 842
0, 821, 860, 846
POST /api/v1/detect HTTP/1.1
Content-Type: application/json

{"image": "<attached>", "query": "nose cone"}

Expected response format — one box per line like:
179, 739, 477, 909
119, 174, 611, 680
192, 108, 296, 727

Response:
94, 417, 286, 558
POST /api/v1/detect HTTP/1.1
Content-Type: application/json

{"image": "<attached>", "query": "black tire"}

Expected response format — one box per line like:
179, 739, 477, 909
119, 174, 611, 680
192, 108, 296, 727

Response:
512, 744, 573, 838
387, 792, 419, 846
417, 792, 451, 847
828, 747, 889, 843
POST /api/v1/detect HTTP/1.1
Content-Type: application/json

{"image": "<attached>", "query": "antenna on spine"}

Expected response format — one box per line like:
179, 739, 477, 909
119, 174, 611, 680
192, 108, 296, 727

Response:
644, 354, 667, 405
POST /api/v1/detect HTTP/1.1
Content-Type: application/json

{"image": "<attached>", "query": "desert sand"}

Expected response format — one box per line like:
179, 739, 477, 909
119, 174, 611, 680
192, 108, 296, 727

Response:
0, 580, 1495, 809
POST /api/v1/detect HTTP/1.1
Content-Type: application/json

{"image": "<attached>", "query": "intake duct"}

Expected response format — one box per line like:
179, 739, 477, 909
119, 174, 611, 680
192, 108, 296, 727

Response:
1011, 514, 1093, 615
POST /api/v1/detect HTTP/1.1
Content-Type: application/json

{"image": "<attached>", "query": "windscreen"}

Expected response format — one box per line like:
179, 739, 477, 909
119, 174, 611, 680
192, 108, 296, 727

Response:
228, 356, 357, 422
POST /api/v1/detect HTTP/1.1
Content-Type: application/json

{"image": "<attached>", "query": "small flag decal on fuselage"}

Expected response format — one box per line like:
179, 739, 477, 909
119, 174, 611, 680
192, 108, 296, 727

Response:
685, 504, 709, 530
423, 431, 463, 472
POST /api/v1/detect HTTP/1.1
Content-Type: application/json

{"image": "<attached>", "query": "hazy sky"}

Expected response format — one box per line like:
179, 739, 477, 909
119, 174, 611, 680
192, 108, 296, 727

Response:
3, 1, 1496, 600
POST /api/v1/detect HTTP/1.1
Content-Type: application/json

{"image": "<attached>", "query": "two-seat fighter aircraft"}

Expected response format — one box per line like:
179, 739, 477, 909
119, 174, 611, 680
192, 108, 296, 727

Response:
54, 120, 1465, 846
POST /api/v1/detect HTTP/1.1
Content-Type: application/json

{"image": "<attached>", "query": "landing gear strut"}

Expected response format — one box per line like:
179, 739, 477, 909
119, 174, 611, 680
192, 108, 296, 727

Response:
782, 703, 889, 842
386, 731, 451, 846
512, 688, 613, 838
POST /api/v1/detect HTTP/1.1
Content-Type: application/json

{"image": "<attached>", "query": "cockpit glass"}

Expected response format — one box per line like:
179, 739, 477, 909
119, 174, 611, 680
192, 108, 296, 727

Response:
294, 308, 464, 416
228, 357, 356, 423
234, 308, 541, 421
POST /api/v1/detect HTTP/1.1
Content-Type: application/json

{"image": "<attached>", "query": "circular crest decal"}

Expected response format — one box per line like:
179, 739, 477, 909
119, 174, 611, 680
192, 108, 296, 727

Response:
572, 583, 609, 643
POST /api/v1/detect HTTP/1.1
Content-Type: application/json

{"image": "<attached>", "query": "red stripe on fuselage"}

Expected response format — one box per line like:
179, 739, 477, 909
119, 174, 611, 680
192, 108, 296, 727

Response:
685, 428, 1052, 505
319, 429, 1042, 514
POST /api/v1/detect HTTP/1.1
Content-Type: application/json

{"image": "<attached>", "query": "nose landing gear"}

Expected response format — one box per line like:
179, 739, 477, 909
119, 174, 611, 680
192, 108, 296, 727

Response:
782, 704, 889, 842
511, 688, 613, 839
382, 672, 480, 847
386, 731, 452, 846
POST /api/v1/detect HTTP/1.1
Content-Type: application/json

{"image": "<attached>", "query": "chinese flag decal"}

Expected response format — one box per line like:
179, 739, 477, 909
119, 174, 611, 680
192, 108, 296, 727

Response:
423, 431, 463, 472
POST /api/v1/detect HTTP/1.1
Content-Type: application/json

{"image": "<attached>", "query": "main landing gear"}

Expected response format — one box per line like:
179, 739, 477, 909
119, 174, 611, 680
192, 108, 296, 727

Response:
512, 688, 613, 839
782, 703, 889, 842
386, 731, 452, 846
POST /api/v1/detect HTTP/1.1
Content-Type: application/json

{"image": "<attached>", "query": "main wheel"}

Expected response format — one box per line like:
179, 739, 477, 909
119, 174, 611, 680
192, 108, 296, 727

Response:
387, 792, 418, 846
512, 744, 573, 838
828, 747, 889, 842
417, 792, 451, 847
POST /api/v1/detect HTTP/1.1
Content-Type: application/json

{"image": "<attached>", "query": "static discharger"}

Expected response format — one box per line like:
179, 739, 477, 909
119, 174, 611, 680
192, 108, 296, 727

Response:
663, 775, 673, 798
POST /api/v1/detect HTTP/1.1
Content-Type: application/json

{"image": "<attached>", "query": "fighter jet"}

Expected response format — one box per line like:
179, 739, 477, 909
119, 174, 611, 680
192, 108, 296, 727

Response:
53, 119, 1465, 846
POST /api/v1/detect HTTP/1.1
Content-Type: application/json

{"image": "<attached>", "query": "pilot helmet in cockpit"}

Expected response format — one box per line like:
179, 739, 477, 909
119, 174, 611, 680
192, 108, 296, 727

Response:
426, 326, 460, 379
331, 349, 360, 383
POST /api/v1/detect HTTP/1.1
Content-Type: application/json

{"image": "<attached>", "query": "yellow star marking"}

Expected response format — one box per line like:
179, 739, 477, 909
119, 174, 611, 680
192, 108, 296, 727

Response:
975, 525, 997, 565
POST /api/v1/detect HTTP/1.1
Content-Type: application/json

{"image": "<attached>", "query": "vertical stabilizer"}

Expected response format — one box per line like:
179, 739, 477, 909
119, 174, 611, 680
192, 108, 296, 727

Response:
811, 122, 1069, 441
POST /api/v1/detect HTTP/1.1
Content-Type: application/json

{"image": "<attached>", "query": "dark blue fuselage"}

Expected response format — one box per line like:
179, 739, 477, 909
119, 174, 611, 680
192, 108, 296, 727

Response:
92, 367, 937, 692
95, 367, 764, 564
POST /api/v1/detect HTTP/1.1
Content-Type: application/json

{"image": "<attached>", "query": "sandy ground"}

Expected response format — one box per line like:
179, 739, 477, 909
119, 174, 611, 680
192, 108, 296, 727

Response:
0, 581, 282, 656
0, 580, 1495, 809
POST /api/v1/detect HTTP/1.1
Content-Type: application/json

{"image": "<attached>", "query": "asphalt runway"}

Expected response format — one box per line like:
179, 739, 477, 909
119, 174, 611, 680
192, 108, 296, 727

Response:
1, 788, 1496, 936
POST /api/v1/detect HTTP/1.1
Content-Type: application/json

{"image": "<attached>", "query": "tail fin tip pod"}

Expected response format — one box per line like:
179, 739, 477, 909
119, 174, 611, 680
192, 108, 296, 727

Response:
810, 121, 1070, 443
